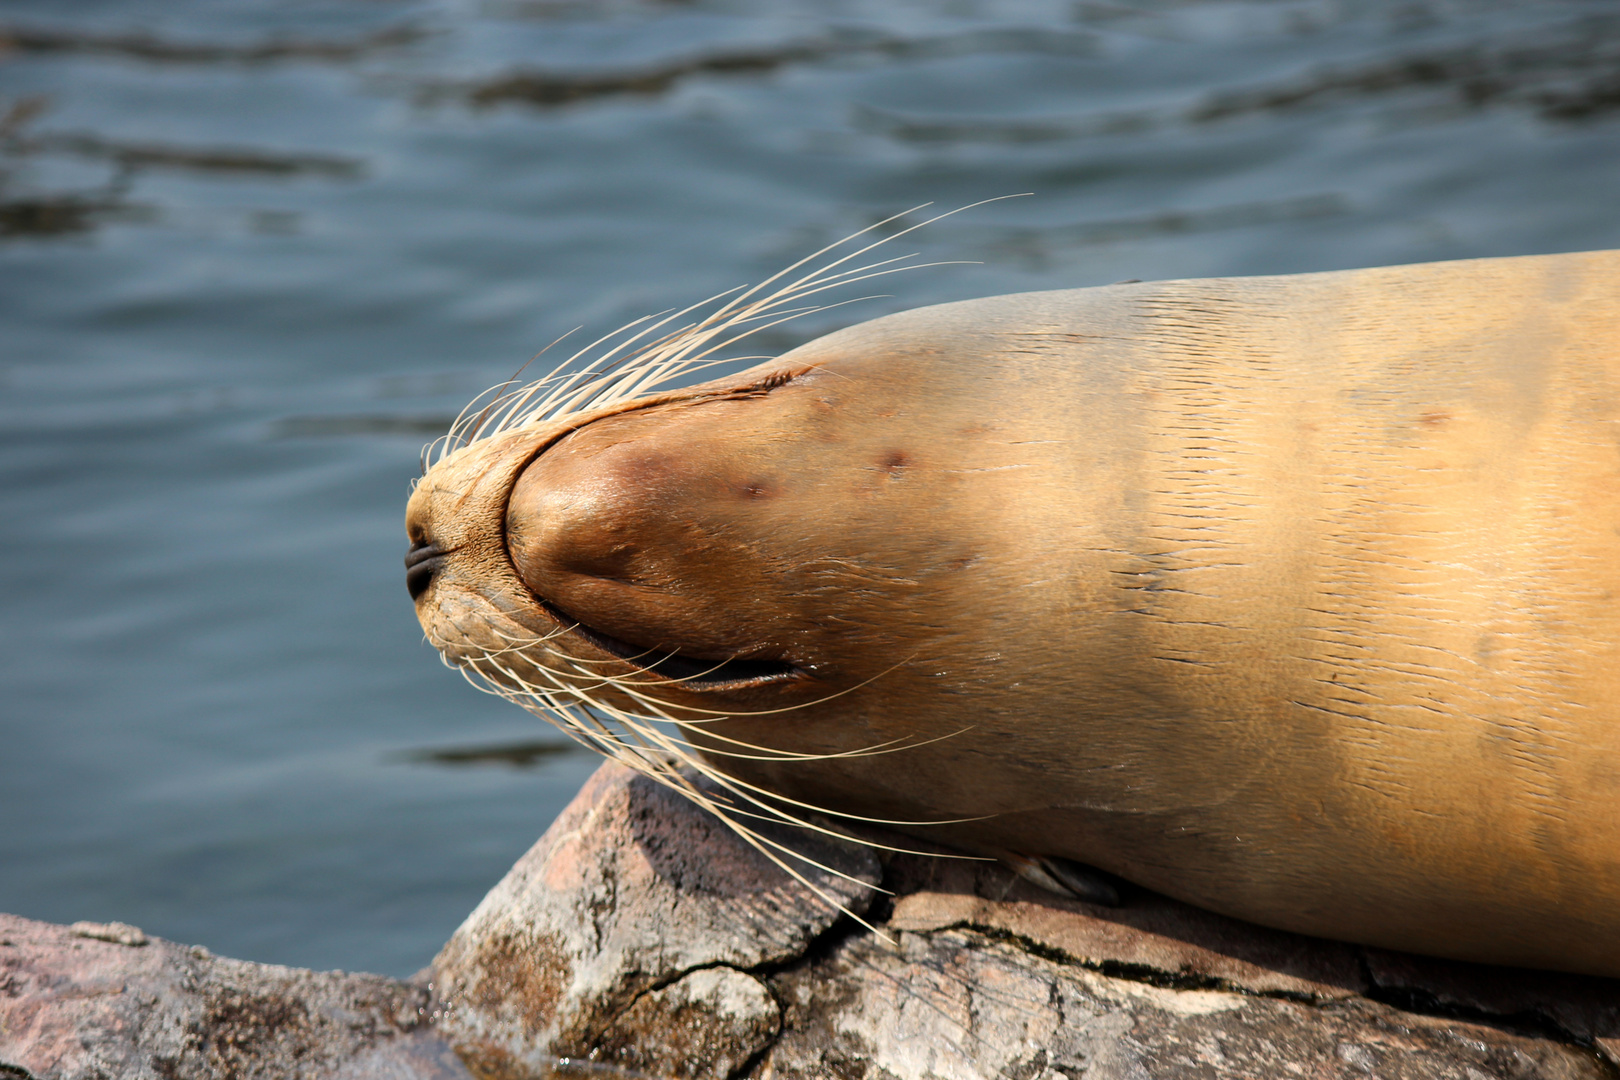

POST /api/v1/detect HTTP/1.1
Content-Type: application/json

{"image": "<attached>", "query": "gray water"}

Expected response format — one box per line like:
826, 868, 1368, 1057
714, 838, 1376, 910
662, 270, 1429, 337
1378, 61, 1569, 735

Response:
2, 0, 1616, 978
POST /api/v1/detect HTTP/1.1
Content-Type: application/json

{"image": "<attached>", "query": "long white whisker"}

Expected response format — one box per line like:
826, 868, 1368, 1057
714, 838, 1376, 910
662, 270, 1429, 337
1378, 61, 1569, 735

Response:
418, 199, 1026, 911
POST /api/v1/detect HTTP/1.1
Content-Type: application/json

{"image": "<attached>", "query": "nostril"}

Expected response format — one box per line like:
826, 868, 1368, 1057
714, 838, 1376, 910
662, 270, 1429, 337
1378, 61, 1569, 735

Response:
405, 540, 444, 601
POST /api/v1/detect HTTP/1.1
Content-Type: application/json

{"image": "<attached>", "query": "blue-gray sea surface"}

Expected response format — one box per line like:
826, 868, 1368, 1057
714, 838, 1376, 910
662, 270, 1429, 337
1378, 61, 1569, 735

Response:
2, 0, 1617, 977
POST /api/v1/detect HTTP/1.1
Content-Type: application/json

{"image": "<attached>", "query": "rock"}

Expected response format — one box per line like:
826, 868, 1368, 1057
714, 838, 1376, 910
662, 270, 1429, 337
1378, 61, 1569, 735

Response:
883, 855, 1367, 1001
9, 760, 1620, 1079
590, 966, 780, 1080
431, 763, 880, 1079
0, 912, 472, 1080
1360, 949, 1620, 1064
764, 928, 1604, 1080
432, 761, 1620, 1080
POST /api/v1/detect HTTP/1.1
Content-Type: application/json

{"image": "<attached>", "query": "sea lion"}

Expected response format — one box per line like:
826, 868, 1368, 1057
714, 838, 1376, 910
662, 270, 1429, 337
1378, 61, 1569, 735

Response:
406, 246, 1620, 976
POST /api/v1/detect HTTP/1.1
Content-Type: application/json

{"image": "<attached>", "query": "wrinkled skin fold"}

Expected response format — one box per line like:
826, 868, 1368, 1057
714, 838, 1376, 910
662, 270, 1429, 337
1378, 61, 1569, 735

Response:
408, 249, 1620, 975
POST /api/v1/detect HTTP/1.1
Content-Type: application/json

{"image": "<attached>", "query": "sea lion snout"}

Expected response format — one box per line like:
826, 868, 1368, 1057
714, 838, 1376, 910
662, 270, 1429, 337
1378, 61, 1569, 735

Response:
486, 359, 1006, 698
500, 377, 861, 689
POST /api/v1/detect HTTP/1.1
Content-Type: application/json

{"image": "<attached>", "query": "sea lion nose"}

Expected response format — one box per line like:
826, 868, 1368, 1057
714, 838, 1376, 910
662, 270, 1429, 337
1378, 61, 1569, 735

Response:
405, 539, 444, 601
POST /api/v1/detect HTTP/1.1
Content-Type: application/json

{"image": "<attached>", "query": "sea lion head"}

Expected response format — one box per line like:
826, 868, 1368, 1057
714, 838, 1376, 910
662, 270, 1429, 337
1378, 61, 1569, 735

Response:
403, 357, 947, 701
402, 289, 1065, 834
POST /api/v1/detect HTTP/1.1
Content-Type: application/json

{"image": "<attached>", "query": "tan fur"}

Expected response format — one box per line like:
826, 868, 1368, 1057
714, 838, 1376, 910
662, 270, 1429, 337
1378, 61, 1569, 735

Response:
408, 250, 1620, 974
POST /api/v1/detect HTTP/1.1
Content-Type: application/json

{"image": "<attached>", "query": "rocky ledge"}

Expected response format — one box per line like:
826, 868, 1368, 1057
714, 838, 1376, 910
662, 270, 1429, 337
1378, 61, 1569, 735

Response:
7, 761, 1620, 1080
0, 913, 469, 1079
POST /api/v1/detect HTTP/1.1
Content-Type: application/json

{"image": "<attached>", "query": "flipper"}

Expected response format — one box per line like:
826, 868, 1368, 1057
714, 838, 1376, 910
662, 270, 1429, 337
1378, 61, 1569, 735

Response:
1004, 853, 1122, 907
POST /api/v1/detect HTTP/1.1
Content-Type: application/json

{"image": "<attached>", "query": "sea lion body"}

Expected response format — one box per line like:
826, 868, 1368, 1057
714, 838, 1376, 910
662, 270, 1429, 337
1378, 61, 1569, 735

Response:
408, 249, 1620, 974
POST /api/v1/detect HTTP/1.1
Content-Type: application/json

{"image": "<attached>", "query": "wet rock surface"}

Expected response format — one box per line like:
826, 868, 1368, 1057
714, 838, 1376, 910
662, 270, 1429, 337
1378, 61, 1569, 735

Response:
8, 760, 1620, 1079
432, 762, 1620, 1080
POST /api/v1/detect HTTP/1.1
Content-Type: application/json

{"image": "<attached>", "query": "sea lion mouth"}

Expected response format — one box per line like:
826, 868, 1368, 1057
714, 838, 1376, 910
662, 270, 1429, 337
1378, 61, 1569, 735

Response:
538, 599, 804, 692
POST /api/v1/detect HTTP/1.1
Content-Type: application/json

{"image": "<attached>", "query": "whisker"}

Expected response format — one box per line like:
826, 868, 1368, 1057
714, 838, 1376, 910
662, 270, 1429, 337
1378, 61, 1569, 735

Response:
419, 200, 1023, 913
